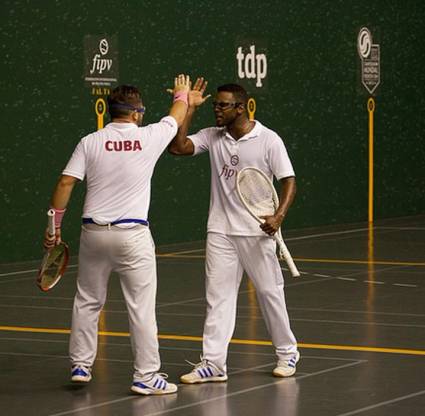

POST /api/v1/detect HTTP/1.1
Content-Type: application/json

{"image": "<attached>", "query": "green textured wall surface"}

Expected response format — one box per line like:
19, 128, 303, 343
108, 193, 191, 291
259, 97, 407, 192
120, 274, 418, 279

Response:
1, 1, 424, 262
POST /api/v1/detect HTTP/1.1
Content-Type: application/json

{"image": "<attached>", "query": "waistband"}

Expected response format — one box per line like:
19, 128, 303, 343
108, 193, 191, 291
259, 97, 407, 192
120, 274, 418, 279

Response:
82, 218, 149, 226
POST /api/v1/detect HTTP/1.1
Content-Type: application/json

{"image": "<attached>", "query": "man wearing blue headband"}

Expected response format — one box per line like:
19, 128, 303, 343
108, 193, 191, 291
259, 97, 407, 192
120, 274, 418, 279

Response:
43, 76, 190, 395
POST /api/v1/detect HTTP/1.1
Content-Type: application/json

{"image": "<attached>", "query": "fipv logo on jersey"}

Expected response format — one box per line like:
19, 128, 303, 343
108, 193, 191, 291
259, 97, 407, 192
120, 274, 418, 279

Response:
236, 44, 268, 88
219, 155, 239, 180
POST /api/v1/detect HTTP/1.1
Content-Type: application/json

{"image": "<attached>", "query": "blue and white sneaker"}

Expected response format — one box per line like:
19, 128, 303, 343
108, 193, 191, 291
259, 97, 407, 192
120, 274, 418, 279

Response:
180, 358, 228, 384
71, 365, 92, 383
131, 373, 177, 395
273, 351, 300, 377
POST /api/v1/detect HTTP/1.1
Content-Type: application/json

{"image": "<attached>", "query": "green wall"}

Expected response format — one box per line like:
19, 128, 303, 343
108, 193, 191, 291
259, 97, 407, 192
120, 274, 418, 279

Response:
1, 0, 424, 262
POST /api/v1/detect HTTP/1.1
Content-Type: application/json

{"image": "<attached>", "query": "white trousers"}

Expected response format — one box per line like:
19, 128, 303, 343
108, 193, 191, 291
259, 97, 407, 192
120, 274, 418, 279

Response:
69, 224, 160, 380
203, 232, 297, 372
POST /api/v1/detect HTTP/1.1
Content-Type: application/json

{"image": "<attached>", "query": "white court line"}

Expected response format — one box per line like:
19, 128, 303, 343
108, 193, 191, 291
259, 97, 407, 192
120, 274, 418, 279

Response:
46, 360, 365, 416
363, 280, 385, 285
376, 226, 425, 231
0, 227, 367, 278
334, 389, 425, 416
284, 228, 369, 241
179, 302, 425, 319
0, 294, 126, 303
287, 307, 425, 318
393, 283, 418, 288
289, 264, 415, 287
0, 269, 39, 277
156, 296, 211, 309
0, 264, 77, 277
0, 338, 364, 362
0, 223, 419, 279
0, 351, 190, 368
0, 271, 77, 285
142, 360, 365, 416
228, 362, 276, 376
0, 276, 40, 284
290, 319, 425, 329
3, 304, 423, 327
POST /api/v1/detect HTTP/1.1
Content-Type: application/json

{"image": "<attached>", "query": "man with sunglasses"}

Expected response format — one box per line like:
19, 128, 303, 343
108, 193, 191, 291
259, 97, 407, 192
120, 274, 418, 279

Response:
44, 76, 190, 395
168, 79, 299, 383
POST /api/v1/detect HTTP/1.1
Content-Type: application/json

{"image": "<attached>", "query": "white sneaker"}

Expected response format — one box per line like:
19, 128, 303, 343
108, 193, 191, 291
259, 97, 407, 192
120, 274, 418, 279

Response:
180, 359, 228, 384
131, 373, 177, 395
71, 365, 92, 383
273, 351, 300, 377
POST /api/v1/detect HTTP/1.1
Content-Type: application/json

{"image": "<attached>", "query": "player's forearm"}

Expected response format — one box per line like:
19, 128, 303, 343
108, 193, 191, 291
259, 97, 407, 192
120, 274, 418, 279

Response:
168, 75, 190, 127
275, 177, 296, 220
168, 106, 196, 155
169, 100, 189, 127
50, 175, 78, 210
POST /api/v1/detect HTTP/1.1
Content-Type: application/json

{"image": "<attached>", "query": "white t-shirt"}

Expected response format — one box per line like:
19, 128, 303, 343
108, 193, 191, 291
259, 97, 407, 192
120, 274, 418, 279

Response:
63, 116, 177, 226
188, 120, 295, 236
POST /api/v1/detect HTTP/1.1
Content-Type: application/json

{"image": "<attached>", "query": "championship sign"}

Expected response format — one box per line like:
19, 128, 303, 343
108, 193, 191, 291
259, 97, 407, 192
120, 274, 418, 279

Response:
357, 27, 380, 94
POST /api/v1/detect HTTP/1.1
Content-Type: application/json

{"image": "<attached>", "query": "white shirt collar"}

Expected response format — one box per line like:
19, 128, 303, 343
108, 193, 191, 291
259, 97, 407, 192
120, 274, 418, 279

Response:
106, 122, 138, 130
224, 120, 262, 142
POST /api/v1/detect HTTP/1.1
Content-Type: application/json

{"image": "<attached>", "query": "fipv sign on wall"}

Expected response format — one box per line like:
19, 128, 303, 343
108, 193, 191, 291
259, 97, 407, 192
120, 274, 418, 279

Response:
84, 35, 119, 90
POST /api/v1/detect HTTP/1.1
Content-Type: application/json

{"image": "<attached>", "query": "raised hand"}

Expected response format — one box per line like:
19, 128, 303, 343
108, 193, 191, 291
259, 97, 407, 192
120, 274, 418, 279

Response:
189, 77, 211, 108
173, 74, 191, 94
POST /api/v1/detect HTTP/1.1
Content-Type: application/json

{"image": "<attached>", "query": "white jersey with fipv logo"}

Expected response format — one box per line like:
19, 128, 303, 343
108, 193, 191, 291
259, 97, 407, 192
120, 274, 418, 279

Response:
188, 120, 295, 236
63, 116, 177, 226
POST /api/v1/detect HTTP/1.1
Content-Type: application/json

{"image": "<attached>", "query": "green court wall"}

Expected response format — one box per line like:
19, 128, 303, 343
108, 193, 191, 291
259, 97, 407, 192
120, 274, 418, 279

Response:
1, 0, 424, 262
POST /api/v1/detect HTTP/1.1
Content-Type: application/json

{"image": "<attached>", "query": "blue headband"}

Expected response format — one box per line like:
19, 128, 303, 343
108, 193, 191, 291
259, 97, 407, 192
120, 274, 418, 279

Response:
109, 103, 145, 113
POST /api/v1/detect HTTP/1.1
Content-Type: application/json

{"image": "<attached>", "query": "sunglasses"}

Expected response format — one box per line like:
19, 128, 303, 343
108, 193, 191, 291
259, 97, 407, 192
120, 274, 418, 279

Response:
212, 101, 242, 110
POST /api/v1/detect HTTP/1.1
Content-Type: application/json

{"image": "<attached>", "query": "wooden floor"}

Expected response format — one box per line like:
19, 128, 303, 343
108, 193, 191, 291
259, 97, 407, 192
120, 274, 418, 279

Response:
1, 215, 424, 416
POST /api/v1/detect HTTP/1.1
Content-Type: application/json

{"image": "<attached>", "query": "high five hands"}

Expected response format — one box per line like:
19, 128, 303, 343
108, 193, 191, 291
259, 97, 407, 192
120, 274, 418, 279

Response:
173, 74, 191, 95
168, 76, 210, 108
188, 77, 211, 108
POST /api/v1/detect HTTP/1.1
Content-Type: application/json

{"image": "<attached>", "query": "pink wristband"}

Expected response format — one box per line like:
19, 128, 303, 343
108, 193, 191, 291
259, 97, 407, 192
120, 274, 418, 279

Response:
173, 91, 188, 105
51, 207, 66, 228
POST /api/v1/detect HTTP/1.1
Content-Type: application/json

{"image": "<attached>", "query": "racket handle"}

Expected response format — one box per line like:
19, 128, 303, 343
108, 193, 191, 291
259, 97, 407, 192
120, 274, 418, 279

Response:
47, 209, 56, 236
274, 231, 300, 278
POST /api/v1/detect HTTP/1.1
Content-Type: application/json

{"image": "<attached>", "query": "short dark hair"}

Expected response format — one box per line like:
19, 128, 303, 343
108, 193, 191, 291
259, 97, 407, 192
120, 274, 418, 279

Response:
217, 84, 248, 106
107, 85, 142, 118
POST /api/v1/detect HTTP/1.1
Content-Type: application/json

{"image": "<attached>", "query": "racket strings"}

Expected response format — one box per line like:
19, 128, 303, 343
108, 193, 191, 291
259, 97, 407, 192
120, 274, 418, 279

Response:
238, 172, 276, 216
40, 246, 66, 287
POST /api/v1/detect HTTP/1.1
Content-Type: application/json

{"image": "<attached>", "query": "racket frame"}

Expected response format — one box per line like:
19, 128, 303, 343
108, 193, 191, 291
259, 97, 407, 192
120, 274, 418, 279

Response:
236, 167, 300, 277
37, 242, 69, 291
37, 209, 69, 291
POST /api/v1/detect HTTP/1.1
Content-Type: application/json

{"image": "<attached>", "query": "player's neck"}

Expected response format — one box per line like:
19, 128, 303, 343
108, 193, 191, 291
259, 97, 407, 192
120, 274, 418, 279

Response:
227, 117, 255, 140
112, 117, 136, 124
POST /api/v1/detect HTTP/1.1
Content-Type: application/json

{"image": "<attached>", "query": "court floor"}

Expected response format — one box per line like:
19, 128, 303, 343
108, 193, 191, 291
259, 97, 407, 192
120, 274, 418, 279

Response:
1, 215, 424, 415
